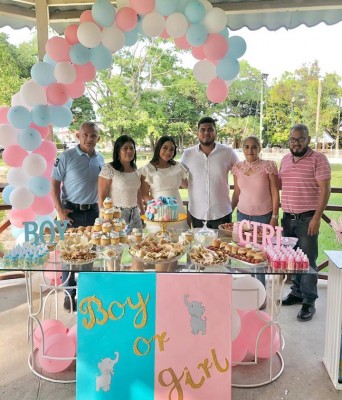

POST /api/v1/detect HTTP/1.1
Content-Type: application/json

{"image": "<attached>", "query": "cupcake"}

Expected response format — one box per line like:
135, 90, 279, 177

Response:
110, 231, 120, 245
113, 221, 123, 232
113, 208, 121, 219
100, 233, 110, 246
133, 229, 143, 243
119, 231, 128, 244
102, 221, 112, 233
93, 218, 103, 232
103, 197, 113, 209
100, 207, 106, 218
103, 208, 114, 221
91, 232, 101, 246
119, 218, 126, 229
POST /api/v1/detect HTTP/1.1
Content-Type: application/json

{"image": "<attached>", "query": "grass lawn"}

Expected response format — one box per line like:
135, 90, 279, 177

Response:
0, 152, 341, 267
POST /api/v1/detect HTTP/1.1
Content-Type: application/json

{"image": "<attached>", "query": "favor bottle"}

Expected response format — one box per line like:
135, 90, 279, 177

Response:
302, 255, 309, 270
232, 223, 240, 243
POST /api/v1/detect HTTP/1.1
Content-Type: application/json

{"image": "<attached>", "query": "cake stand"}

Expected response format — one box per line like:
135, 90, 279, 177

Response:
141, 213, 188, 234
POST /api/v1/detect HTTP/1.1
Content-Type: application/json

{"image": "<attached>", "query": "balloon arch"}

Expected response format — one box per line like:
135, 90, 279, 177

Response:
0, 0, 246, 241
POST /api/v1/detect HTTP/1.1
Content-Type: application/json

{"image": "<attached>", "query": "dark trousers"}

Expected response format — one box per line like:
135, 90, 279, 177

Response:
190, 212, 232, 229
62, 206, 99, 298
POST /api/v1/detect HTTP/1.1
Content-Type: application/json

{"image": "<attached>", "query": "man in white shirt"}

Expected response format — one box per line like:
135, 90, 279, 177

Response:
180, 117, 239, 229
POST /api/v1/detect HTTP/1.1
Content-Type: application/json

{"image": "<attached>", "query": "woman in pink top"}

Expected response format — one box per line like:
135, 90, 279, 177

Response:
232, 135, 279, 228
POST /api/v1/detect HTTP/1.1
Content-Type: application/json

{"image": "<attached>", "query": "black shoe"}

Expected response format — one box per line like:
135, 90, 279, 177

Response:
64, 296, 77, 312
297, 304, 316, 321
282, 293, 303, 306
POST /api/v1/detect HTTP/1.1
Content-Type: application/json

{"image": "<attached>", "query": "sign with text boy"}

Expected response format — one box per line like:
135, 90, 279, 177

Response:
77, 273, 232, 400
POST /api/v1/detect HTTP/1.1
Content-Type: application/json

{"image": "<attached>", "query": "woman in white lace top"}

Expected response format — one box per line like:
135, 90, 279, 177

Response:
98, 135, 144, 233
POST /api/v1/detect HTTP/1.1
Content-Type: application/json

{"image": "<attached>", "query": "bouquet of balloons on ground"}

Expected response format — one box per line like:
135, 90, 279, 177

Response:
331, 217, 342, 243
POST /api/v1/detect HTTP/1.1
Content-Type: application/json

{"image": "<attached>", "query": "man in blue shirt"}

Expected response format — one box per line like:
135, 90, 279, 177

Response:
52, 121, 104, 311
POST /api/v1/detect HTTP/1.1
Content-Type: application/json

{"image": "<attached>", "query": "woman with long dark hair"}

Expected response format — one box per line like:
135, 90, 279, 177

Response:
140, 135, 188, 230
98, 134, 144, 233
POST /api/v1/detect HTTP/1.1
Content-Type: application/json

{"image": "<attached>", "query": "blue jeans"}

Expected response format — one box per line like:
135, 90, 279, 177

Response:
120, 207, 142, 233
282, 215, 318, 305
61, 205, 99, 298
237, 210, 272, 286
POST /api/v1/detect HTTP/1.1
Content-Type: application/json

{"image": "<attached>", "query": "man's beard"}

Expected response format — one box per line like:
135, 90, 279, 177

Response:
199, 138, 215, 146
290, 147, 309, 157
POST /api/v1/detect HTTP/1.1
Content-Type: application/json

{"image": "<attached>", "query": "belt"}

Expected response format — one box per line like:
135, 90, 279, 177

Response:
118, 206, 138, 211
284, 210, 315, 220
65, 201, 97, 211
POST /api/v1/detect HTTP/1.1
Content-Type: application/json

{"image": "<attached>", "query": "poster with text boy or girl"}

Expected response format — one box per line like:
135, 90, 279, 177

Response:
77, 273, 232, 400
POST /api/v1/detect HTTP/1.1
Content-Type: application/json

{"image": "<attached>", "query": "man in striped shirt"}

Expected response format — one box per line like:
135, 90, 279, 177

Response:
279, 124, 331, 321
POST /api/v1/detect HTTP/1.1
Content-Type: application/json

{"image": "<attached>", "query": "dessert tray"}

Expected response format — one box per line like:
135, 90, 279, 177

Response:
189, 245, 230, 267
218, 223, 263, 242
60, 250, 97, 265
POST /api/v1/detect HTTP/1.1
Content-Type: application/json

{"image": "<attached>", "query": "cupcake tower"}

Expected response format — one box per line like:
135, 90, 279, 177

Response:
91, 197, 128, 247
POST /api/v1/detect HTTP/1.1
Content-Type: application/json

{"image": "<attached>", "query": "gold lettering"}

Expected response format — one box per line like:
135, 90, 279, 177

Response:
127, 292, 150, 329
79, 295, 108, 329
184, 367, 205, 389
211, 349, 229, 373
197, 358, 213, 378
133, 336, 151, 356
158, 368, 184, 400
108, 300, 126, 321
153, 331, 169, 352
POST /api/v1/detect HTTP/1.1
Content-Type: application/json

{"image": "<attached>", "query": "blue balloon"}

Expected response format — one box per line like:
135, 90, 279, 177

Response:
2, 185, 14, 205
155, 0, 178, 16
31, 105, 51, 127
125, 28, 139, 47
18, 127, 42, 151
31, 62, 56, 86
177, 0, 192, 12
220, 27, 230, 40
28, 176, 51, 197
70, 43, 92, 65
50, 105, 73, 128
11, 225, 24, 239
90, 45, 112, 70
8, 106, 31, 129
63, 98, 74, 109
43, 54, 57, 66
186, 23, 208, 47
92, 0, 116, 27
216, 56, 240, 81
184, 1, 205, 23
136, 16, 145, 37
228, 36, 247, 59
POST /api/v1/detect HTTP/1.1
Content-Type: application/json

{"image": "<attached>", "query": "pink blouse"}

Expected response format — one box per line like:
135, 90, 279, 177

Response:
232, 159, 278, 216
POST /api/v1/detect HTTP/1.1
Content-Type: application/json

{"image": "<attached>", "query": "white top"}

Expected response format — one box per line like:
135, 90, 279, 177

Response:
139, 162, 188, 230
180, 143, 239, 221
99, 163, 141, 208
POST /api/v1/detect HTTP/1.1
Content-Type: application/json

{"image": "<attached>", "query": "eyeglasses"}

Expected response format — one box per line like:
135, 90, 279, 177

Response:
289, 136, 306, 144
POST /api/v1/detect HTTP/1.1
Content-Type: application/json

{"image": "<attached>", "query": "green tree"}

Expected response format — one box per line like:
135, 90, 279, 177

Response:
70, 96, 96, 131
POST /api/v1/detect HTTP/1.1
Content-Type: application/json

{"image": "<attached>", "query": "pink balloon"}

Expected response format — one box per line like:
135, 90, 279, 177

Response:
2, 145, 28, 167
0, 106, 9, 123
75, 62, 96, 82
31, 195, 55, 215
130, 0, 154, 15
33, 140, 58, 159
116, 7, 138, 32
232, 333, 248, 364
65, 79, 85, 99
33, 319, 68, 349
80, 10, 97, 25
256, 329, 280, 359
10, 208, 36, 228
37, 333, 75, 373
42, 162, 54, 178
160, 29, 170, 39
203, 34, 229, 61
174, 35, 191, 50
30, 123, 50, 139
206, 78, 229, 103
192, 45, 206, 60
67, 324, 77, 348
64, 24, 79, 45
45, 37, 71, 62
46, 83, 69, 106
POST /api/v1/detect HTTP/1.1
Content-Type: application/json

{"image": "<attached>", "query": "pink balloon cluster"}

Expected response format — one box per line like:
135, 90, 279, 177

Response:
34, 320, 77, 373
231, 277, 280, 363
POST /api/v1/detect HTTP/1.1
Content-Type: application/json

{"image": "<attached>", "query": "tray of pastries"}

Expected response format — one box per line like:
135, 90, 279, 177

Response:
189, 244, 230, 267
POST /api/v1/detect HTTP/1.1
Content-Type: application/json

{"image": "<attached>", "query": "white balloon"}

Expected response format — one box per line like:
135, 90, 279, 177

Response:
142, 12, 165, 37
101, 25, 125, 52
165, 13, 189, 38
11, 92, 26, 108
9, 186, 34, 209
199, 0, 213, 13
0, 124, 18, 147
77, 21, 102, 48
30, 272, 49, 293
54, 62, 77, 84
204, 7, 228, 33
7, 167, 30, 187
193, 60, 216, 83
231, 307, 241, 341
232, 276, 266, 310
22, 154, 47, 176
20, 81, 47, 107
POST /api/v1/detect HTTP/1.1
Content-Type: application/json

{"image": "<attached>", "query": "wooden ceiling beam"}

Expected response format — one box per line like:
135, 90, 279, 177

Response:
0, 4, 35, 21
35, 0, 49, 61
